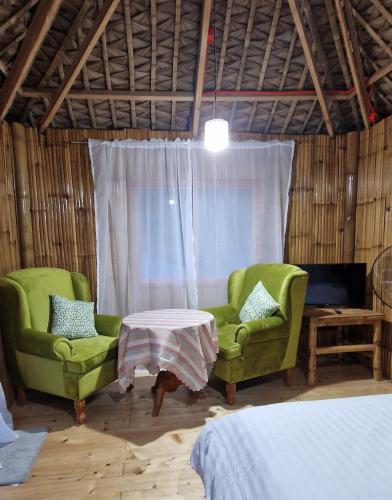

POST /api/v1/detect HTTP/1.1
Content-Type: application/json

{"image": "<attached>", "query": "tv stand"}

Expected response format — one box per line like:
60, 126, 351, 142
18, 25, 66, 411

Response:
302, 307, 384, 386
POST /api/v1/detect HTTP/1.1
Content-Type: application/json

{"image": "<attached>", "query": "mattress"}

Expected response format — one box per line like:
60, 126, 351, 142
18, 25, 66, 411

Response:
191, 394, 392, 500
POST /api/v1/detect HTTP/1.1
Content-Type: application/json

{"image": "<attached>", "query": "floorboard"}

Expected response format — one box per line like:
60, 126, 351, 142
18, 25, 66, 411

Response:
2, 363, 392, 499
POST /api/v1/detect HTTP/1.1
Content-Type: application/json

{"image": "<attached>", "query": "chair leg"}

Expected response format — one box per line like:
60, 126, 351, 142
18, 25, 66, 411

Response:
225, 383, 236, 405
283, 367, 294, 387
74, 400, 86, 425
16, 386, 26, 406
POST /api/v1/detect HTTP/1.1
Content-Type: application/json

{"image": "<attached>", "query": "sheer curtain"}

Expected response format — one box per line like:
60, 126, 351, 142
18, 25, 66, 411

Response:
89, 139, 294, 316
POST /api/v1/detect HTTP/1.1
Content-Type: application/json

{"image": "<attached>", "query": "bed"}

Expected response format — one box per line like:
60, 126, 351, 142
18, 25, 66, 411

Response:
190, 395, 392, 500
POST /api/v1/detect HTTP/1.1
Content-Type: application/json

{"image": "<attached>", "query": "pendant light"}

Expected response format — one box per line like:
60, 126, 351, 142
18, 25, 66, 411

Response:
204, 1, 229, 152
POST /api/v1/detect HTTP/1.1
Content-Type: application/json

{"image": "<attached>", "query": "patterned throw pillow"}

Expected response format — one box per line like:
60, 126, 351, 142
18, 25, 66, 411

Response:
50, 295, 98, 340
239, 281, 280, 323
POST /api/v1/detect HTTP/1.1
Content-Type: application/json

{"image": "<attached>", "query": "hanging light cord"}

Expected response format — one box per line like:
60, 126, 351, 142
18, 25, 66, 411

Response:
213, 0, 217, 119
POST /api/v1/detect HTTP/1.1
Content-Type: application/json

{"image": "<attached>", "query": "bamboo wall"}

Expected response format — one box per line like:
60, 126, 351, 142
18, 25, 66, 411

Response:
355, 115, 392, 378
2, 120, 392, 377
15, 127, 354, 299
0, 123, 19, 275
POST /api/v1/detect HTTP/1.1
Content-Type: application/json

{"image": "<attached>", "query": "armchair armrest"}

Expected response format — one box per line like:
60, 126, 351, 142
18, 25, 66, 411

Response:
94, 314, 122, 338
202, 305, 239, 327
16, 328, 73, 361
236, 315, 287, 345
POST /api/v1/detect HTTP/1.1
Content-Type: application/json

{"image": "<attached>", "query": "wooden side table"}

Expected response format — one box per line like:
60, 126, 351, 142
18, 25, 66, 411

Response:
302, 307, 384, 386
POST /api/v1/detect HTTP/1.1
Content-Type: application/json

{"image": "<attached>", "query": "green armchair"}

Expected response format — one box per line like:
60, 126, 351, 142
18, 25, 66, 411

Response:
204, 263, 308, 404
0, 267, 121, 424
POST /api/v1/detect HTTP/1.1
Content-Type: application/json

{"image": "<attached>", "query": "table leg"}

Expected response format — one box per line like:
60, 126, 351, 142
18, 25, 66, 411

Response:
151, 371, 183, 417
373, 319, 382, 381
307, 321, 317, 386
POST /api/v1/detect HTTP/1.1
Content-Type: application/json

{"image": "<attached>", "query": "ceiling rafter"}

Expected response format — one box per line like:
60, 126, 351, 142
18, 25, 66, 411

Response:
335, 0, 370, 129
0, 0, 40, 36
288, 0, 334, 137
76, 27, 97, 129
0, 33, 26, 59
302, 0, 344, 130
98, 0, 118, 129
246, 0, 282, 132
0, 0, 62, 122
39, 0, 121, 132
229, 0, 257, 125
20, 87, 351, 102
150, 0, 157, 130
265, 31, 297, 133
20, 0, 92, 123
171, 0, 182, 130
281, 66, 309, 134
325, 0, 361, 129
216, 0, 233, 91
191, 0, 213, 138
370, 0, 392, 26
353, 7, 392, 58
57, 63, 77, 129
123, 0, 137, 128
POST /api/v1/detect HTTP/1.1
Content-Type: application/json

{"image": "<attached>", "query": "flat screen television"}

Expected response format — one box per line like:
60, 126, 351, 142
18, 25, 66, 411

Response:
296, 263, 367, 307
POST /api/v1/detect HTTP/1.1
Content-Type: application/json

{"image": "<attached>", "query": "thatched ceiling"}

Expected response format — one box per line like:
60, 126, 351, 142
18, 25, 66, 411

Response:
0, 0, 391, 135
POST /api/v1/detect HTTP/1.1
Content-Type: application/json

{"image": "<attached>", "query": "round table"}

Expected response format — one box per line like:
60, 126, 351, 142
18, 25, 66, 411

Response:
118, 309, 218, 416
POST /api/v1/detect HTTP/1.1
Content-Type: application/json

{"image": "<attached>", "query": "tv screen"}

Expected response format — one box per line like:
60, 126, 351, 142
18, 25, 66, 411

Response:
296, 263, 367, 307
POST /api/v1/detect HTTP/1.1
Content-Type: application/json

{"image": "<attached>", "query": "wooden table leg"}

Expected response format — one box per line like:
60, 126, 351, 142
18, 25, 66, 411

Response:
373, 319, 382, 381
151, 371, 183, 417
307, 321, 317, 386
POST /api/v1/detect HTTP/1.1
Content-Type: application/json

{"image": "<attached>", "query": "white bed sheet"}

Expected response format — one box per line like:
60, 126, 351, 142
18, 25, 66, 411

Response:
191, 395, 392, 500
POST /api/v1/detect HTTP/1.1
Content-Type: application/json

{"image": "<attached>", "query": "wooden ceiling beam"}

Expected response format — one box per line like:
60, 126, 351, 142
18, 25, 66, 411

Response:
352, 7, 392, 58
302, 0, 344, 130
229, 0, 257, 125
288, 0, 334, 137
20, 0, 91, 122
123, 0, 137, 128
171, 0, 182, 130
0, 0, 40, 36
325, 0, 360, 129
216, 0, 233, 90
246, 0, 282, 131
39, 0, 121, 132
0, 0, 62, 122
191, 0, 213, 138
266, 31, 297, 133
281, 66, 309, 134
98, 0, 118, 129
21, 88, 352, 102
335, 0, 370, 129
370, 0, 392, 26
150, 0, 157, 130
76, 28, 97, 129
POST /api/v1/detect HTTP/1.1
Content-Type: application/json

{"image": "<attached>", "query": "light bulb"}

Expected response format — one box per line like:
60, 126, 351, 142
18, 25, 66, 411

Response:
204, 118, 229, 152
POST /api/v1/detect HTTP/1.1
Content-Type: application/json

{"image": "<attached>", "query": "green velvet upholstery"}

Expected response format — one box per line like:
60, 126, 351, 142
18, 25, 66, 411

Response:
0, 267, 121, 404
204, 263, 308, 385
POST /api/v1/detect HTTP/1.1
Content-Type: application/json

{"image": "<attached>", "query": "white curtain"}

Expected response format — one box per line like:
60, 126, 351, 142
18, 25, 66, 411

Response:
89, 139, 294, 316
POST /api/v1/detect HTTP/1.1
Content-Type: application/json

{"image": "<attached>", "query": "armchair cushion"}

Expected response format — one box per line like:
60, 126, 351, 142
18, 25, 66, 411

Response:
64, 335, 119, 375
94, 314, 122, 338
16, 328, 73, 360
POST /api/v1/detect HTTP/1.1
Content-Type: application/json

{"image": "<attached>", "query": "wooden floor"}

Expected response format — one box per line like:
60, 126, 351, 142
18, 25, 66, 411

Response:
2, 363, 392, 499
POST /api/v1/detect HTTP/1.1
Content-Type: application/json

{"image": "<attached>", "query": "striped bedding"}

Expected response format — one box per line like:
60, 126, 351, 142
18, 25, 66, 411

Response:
191, 394, 392, 500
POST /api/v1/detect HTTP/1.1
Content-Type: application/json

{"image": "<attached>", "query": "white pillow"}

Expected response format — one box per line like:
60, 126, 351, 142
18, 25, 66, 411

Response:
239, 281, 280, 323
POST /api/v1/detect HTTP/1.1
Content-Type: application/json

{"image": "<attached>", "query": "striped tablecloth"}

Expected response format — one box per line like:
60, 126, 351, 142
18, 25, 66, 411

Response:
118, 309, 218, 393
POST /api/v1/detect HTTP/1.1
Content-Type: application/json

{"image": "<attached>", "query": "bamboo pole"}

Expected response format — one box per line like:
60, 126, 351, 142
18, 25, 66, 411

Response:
343, 131, 360, 262
11, 122, 34, 267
